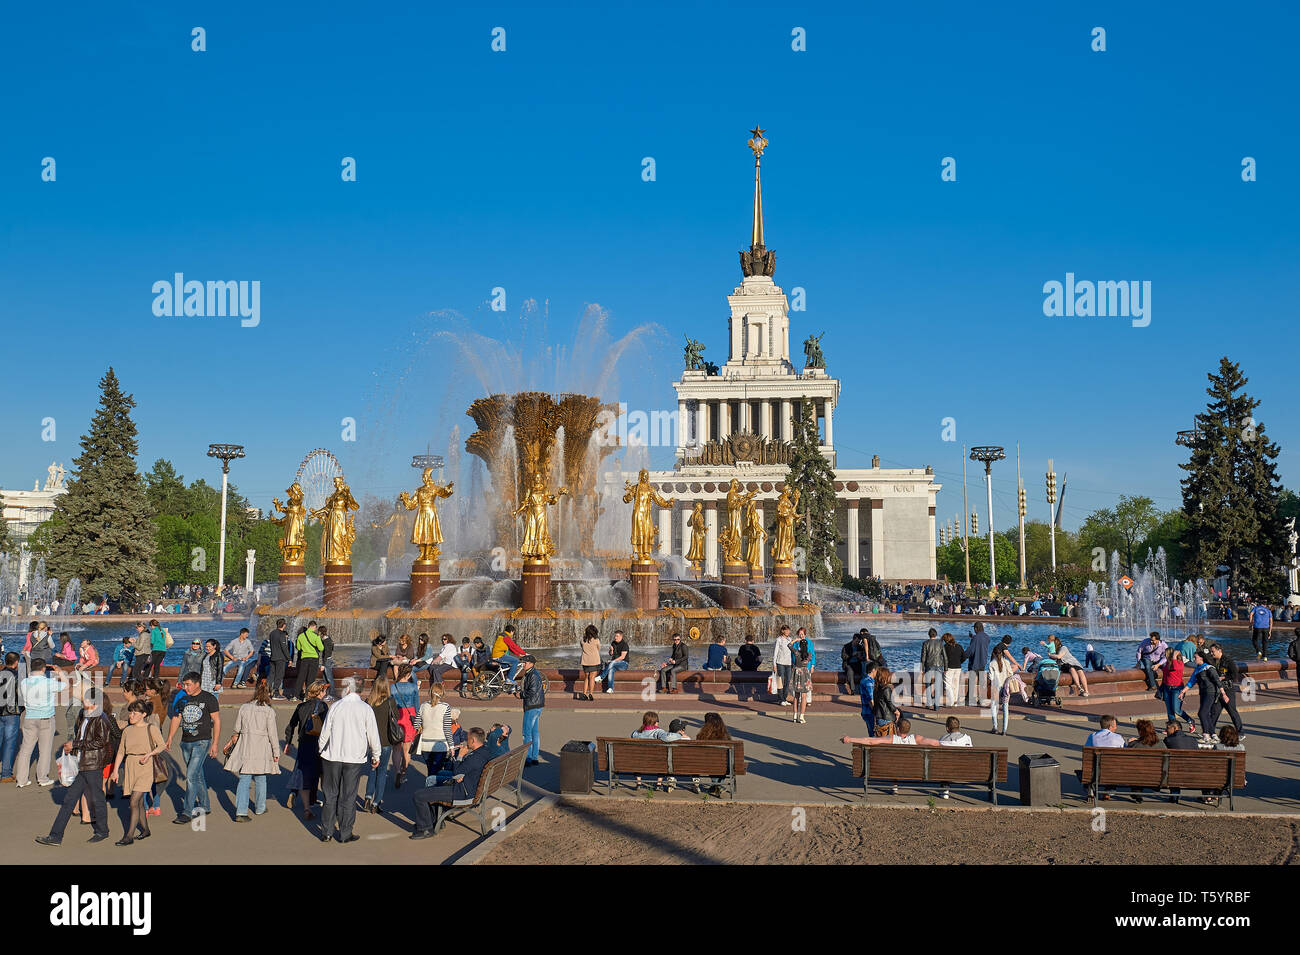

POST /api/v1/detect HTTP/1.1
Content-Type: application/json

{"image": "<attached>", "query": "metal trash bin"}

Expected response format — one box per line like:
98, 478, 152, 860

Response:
1019, 753, 1061, 806
560, 739, 595, 794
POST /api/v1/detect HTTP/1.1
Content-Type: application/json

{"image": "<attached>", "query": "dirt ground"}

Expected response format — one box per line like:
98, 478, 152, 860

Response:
485, 799, 1300, 865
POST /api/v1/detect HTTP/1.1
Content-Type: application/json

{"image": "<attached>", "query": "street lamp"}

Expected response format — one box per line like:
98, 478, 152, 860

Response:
1046, 461, 1058, 571
970, 446, 1005, 588
207, 443, 245, 597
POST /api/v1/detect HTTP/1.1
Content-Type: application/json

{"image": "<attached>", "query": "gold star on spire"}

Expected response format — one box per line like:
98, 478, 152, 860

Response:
747, 125, 768, 159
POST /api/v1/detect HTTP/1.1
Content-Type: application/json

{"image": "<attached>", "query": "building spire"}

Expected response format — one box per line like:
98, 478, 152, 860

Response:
740, 125, 776, 278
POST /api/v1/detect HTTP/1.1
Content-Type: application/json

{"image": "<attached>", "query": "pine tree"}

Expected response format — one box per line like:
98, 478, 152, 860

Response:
785, 397, 841, 585
45, 368, 159, 605
0, 490, 13, 552
1179, 358, 1287, 600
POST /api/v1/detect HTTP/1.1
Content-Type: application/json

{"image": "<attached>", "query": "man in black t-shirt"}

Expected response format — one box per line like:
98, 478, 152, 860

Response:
736, 635, 762, 701
598, 630, 631, 694
165, 673, 221, 824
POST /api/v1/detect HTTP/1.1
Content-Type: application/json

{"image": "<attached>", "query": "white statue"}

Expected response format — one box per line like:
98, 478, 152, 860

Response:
44, 462, 66, 490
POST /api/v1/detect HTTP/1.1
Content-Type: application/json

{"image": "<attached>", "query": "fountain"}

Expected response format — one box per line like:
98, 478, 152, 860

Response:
1082, 547, 1210, 643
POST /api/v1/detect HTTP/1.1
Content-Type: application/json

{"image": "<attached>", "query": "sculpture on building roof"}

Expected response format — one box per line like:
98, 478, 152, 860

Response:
802, 332, 826, 369
684, 336, 706, 370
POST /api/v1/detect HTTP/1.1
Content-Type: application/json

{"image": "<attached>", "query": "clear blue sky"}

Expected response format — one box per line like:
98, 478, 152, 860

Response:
2, 0, 1296, 534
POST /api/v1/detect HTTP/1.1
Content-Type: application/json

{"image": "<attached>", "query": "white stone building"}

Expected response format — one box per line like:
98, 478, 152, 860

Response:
644, 130, 939, 582
1, 463, 69, 546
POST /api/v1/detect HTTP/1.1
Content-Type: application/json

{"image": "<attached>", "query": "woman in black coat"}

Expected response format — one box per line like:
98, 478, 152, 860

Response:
872, 667, 901, 730
283, 680, 329, 818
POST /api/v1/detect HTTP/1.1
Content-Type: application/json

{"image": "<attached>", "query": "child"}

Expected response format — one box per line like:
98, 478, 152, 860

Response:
109, 637, 135, 687
455, 639, 475, 693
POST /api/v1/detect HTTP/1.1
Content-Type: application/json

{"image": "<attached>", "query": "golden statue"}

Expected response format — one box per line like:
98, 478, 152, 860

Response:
771, 486, 803, 565
685, 501, 707, 572
311, 475, 360, 565
515, 472, 568, 562
744, 497, 766, 571
622, 468, 674, 562
399, 468, 455, 562
271, 482, 307, 565
721, 478, 757, 565
370, 505, 414, 567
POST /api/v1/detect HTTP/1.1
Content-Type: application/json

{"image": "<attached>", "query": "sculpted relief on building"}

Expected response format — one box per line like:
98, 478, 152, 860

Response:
681, 430, 794, 468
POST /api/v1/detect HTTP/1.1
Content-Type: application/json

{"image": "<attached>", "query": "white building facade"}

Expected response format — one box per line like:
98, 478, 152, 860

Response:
1, 463, 68, 546
644, 130, 939, 582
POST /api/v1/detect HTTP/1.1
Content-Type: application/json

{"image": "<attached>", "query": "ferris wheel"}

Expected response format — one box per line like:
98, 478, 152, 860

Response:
295, 449, 345, 513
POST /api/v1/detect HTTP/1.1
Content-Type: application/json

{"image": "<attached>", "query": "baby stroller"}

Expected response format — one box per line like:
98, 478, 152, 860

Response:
1031, 659, 1063, 706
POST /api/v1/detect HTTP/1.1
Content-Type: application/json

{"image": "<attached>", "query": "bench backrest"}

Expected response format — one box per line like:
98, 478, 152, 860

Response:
595, 738, 746, 776
471, 744, 531, 802
850, 745, 1009, 783
1079, 747, 1246, 788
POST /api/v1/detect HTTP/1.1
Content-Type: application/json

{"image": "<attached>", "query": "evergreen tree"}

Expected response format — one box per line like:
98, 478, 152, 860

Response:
784, 397, 841, 585
0, 490, 13, 552
45, 368, 158, 605
1179, 358, 1287, 600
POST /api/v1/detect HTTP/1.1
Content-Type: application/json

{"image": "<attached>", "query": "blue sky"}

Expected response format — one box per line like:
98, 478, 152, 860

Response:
2, 0, 1296, 533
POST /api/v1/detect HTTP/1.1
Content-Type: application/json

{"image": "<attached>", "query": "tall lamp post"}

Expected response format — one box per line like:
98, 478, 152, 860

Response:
1046, 460, 1058, 571
961, 447, 971, 588
1016, 443, 1026, 590
970, 446, 1005, 589
207, 443, 245, 597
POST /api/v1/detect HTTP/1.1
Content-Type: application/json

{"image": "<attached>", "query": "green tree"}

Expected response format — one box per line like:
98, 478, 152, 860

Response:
785, 398, 841, 585
44, 368, 159, 604
936, 534, 1018, 586
0, 490, 13, 552
1179, 358, 1288, 600
1077, 495, 1161, 574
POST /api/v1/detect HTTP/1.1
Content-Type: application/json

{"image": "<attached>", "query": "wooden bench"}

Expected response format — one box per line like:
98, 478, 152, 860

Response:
1077, 747, 1247, 811
595, 738, 746, 798
433, 744, 529, 835
849, 745, 1009, 803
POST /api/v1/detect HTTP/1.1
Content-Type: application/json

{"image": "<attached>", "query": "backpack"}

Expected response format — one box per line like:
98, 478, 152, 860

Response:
1289, 636, 1298, 663
795, 639, 810, 665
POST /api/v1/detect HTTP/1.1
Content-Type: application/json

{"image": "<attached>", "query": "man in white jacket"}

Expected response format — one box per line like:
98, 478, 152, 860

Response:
317, 677, 380, 844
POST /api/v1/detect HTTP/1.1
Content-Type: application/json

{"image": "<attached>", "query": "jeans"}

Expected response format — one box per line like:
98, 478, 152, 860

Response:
522, 708, 541, 761
1251, 628, 1270, 656
224, 657, 257, 685
925, 668, 944, 707
16, 715, 55, 785
1084, 649, 1107, 671
0, 714, 19, 778
180, 739, 211, 816
320, 759, 364, 839
321, 660, 335, 689
1138, 657, 1158, 689
49, 768, 109, 840
365, 745, 393, 805
657, 661, 686, 691
775, 664, 793, 701
1162, 685, 1185, 723
860, 710, 875, 735
992, 681, 1012, 732
601, 659, 629, 689
295, 658, 319, 699
497, 653, 520, 680
413, 782, 459, 832
1209, 685, 1244, 734
235, 773, 267, 816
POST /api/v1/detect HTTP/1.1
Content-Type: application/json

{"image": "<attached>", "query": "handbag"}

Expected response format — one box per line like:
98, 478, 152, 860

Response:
164, 628, 174, 649
385, 702, 404, 746
874, 722, 896, 738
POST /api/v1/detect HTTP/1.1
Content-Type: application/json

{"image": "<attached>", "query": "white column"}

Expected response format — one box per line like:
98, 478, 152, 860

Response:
929, 506, 938, 580
739, 400, 749, 433
705, 504, 719, 577
870, 502, 885, 579
781, 399, 792, 441
678, 399, 688, 451
720, 401, 731, 440
760, 400, 772, 439
846, 503, 860, 578
697, 401, 709, 445
824, 398, 835, 447
657, 508, 672, 557
244, 549, 256, 592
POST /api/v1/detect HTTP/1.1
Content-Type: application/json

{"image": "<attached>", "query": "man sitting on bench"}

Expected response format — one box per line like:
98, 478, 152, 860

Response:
409, 726, 491, 839
841, 718, 943, 748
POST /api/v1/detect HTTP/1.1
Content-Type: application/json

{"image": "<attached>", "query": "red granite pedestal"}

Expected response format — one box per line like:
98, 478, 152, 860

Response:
323, 562, 352, 610
721, 562, 751, 609
521, 559, 551, 611
630, 559, 659, 611
410, 559, 440, 609
278, 564, 306, 605
771, 562, 798, 607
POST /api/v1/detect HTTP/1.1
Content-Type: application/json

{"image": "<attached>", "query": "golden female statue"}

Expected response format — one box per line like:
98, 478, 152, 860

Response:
515, 472, 568, 562
400, 468, 455, 562
771, 486, 803, 565
722, 478, 757, 565
685, 501, 707, 571
271, 482, 307, 565
623, 468, 674, 562
744, 498, 766, 570
311, 475, 360, 565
